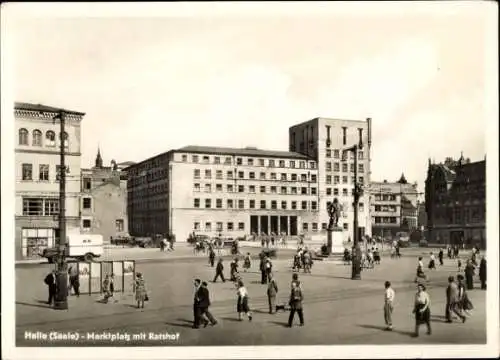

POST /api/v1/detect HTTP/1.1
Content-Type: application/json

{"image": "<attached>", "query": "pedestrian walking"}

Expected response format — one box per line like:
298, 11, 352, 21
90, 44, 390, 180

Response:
68, 264, 80, 297
413, 283, 432, 337
44, 270, 57, 305
267, 273, 278, 314
230, 258, 240, 282
243, 253, 251, 272
428, 252, 436, 270
438, 249, 444, 266
265, 257, 273, 279
213, 258, 226, 283
236, 280, 252, 321
464, 259, 475, 290
192, 278, 202, 328
198, 281, 218, 327
479, 256, 486, 290
287, 281, 304, 327
457, 274, 473, 318
414, 257, 427, 283
445, 276, 464, 323
209, 247, 216, 267
374, 247, 381, 265
260, 254, 268, 284
383, 281, 395, 331
134, 273, 147, 309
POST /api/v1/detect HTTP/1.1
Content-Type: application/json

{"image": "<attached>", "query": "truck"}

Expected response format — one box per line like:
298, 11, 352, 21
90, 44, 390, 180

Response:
41, 234, 104, 263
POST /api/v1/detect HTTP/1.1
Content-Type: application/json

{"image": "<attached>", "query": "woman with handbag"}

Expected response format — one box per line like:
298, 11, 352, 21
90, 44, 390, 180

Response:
457, 274, 473, 318
413, 283, 432, 337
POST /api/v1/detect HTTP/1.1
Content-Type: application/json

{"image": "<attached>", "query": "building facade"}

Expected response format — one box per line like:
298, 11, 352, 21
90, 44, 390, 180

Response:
289, 117, 373, 242
80, 149, 129, 243
15, 102, 84, 260
126, 146, 319, 241
369, 175, 419, 239
126, 117, 374, 243
425, 155, 486, 248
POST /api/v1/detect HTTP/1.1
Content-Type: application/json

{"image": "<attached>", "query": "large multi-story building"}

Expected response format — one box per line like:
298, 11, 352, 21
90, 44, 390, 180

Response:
289, 118, 373, 241
425, 155, 486, 248
80, 148, 129, 243
369, 175, 420, 239
126, 117, 373, 242
127, 146, 319, 241
15, 102, 85, 260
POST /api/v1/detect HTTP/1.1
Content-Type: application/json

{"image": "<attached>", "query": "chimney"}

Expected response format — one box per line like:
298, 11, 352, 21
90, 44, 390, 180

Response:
367, 117, 372, 148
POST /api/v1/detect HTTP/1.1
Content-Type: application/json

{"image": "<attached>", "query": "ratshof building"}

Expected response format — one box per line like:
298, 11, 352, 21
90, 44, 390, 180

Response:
425, 154, 486, 248
369, 174, 420, 239
15, 102, 85, 260
289, 118, 373, 241
80, 148, 130, 243
126, 117, 373, 242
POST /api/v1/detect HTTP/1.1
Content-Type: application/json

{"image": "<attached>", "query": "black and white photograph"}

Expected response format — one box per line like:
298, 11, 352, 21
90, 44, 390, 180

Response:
1, 2, 498, 359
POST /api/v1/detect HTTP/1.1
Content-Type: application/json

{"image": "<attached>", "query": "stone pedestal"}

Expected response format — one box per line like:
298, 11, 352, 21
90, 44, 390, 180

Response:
327, 227, 344, 254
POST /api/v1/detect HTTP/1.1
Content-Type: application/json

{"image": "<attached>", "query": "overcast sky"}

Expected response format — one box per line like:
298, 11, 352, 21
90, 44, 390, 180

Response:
4, 2, 496, 193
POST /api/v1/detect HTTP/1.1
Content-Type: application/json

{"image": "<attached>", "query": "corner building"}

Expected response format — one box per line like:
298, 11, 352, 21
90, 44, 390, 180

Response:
14, 102, 84, 259
289, 118, 373, 242
126, 146, 319, 241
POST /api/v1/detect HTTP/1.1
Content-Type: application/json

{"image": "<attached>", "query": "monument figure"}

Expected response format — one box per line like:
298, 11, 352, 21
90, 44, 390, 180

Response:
327, 198, 342, 229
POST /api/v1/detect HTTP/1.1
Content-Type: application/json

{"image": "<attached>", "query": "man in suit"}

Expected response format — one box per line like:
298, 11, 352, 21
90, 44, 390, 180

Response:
213, 259, 225, 283
192, 279, 202, 328
198, 281, 217, 327
44, 270, 57, 305
287, 281, 304, 327
446, 276, 465, 323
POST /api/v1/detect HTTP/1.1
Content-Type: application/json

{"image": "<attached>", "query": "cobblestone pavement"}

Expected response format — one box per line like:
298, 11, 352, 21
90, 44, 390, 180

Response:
16, 252, 486, 346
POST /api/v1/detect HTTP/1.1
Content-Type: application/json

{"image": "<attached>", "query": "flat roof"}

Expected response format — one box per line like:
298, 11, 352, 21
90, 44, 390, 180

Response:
177, 145, 312, 160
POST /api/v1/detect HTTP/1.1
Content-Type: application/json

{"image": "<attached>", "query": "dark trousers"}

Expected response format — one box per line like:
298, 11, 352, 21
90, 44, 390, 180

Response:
47, 284, 56, 304
199, 307, 217, 325
446, 301, 463, 321
261, 271, 267, 284
209, 258, 215, 267
480, 279, 486, 290
70, 276, 80, 296
213, 271, 225, 282
466, 276, 474, 290
288, 308, 304, 326
415, 318, 431, 335
193, 304, 201, 327
439, 257, 443, 265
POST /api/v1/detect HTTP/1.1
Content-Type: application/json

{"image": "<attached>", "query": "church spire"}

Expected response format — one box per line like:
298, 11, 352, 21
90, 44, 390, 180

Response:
95, 145, 103, 168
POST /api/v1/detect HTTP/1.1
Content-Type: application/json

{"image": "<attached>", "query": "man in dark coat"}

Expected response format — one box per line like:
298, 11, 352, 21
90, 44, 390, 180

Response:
259, 254, 267, 284
479, 256, 486, 290
208, 248, 216, 267
287, 281, 304, 327
213, 259, 226, 283
464, 259, 475, 290
198, 282, 217, 327
192, 279, 202, 328
438, 249, 444, 266
68, 264, 80, 297
44, 270, 57, 305
445, 276, 464, 323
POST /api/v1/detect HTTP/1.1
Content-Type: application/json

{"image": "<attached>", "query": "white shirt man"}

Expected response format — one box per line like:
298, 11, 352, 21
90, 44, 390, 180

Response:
384, 281, 395, 330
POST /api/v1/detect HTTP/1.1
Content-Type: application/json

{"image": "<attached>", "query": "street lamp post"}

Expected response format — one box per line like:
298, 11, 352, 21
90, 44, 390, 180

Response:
342, 142, 363, 280
53, 110, 68, 310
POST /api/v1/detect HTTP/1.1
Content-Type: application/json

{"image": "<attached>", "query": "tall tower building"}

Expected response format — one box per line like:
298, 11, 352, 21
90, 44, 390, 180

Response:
289, 117, 373, 241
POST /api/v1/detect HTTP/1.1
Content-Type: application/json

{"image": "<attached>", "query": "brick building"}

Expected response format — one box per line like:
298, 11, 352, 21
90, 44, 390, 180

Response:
425, 154, 486, 248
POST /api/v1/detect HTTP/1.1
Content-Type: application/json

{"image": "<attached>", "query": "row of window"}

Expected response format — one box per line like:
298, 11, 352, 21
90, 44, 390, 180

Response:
22, 197, 59, 216
373, 205, 398, 212
325, 149, 364, 160
373, 194, 398, 201
182, 154, 316, 169
325, 162, 364, 173
20, 163, 68, 181
18, 128, 68, 147
193, 221, 350, 232
193, 169, 317, 182
374, 216, 398, 224
432, 206, 485, 224
193, 198, 319, 211
194, 183, 318, 196
326, 175, 365, 185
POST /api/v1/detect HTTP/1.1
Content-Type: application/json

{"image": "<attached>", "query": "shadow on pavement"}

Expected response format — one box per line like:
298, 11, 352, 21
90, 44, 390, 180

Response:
358, 324, 414, 337
268, 321, 289, 328
220, 317, 242, 322
165, 322, 193, 329
16, 300, 52, 309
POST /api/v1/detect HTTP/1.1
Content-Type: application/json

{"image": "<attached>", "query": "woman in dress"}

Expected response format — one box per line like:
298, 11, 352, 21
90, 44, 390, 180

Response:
428, 252, 436, 270
414, 257, 427, 282
464, 259, 476, 290
134, 272, 147, 309
243, 253, 251, 272
457, 274, 473, 319
236, 280, 252, 321
230, 258, 240, 282
413, 283, 432, 336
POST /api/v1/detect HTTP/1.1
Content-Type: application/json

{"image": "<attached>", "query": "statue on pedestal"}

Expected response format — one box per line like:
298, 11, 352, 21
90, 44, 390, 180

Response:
327, 198, 342, 229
